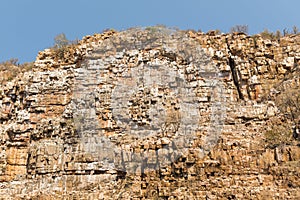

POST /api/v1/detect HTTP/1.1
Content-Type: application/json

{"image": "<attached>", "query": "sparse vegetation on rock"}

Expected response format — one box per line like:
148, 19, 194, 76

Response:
230, 24, 249, 34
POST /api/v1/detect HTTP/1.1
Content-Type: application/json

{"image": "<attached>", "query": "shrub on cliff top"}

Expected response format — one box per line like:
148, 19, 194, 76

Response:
230, 25, 248, 34
54, 33, 69, 49
53, 33, 78, 62
259, 29, 278, 40
0, 59, 34, 84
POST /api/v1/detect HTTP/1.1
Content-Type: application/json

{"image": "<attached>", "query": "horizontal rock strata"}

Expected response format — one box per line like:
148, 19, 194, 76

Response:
0, 28, 299, 199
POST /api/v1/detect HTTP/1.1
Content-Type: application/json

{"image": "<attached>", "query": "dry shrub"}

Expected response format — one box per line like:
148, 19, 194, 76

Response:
0, 59, 34, 84
264, 117, 293, 148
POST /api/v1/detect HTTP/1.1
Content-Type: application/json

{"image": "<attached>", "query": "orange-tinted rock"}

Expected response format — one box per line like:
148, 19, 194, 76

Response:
0, 28, 299, 199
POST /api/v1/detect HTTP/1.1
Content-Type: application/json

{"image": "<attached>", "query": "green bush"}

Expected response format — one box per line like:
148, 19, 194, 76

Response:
260, 29, 276, 40
265, 76, 300, 147
264, 118, 293, 148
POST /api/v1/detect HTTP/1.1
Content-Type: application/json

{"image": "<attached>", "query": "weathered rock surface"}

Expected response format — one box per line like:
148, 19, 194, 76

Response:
0, 28, 299, 199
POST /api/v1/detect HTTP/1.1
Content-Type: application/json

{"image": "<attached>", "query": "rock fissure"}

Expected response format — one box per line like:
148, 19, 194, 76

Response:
226, 38, 245, 101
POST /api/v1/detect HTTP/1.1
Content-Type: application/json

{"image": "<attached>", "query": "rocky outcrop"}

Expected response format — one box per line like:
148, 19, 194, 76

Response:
0, 27, 299, 199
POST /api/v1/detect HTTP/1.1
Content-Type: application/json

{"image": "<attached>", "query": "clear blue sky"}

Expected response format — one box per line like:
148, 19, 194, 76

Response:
1, 0, 299, 63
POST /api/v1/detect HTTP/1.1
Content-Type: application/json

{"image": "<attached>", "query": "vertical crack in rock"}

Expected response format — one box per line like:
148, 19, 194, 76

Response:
226, 38, 244, 101
229, 56, 244, 100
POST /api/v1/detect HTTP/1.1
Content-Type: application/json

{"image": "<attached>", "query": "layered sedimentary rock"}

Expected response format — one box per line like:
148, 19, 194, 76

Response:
0, 28, 299, 199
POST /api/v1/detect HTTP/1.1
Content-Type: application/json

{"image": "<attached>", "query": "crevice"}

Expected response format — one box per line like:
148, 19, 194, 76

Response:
228, 56, 244, 100
246, 85, 252, 100
226, 38, 244, 101
116, 170, 127, 180
26, 152, 32, 174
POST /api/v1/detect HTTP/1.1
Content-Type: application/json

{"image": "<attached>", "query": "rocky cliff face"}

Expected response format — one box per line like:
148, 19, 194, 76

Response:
0, 27, 300, 199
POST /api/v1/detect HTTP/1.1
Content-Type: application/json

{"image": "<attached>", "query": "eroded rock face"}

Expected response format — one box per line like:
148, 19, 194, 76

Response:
0, 28, 300, 199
